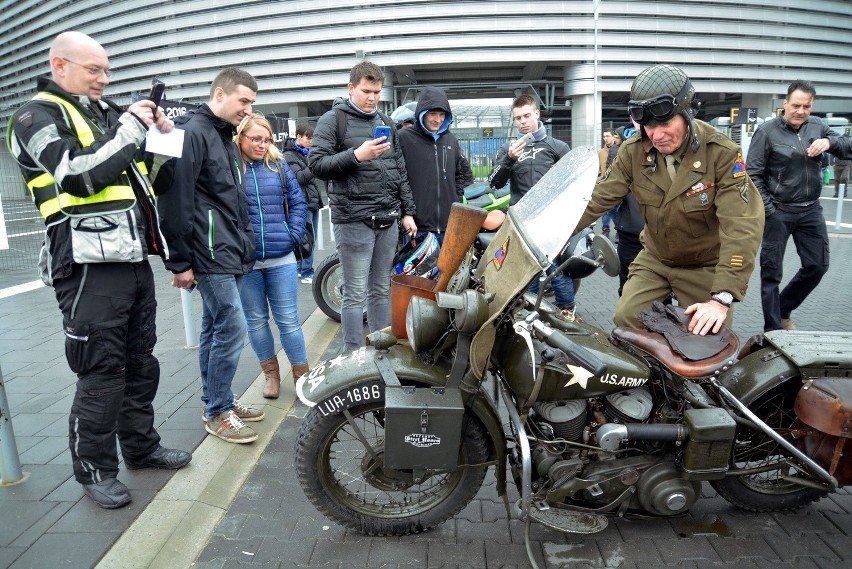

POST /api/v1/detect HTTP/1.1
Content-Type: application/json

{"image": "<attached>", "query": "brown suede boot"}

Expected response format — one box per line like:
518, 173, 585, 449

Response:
291, 363, 310, 385
260, 356, 281, 399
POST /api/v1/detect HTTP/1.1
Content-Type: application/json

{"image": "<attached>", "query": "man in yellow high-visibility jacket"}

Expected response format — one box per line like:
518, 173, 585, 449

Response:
6, 31, 191, 509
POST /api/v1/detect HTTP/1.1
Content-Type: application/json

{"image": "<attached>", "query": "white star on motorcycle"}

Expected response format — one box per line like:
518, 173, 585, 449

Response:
329, 354, 348, 367
564, 365, 594, 389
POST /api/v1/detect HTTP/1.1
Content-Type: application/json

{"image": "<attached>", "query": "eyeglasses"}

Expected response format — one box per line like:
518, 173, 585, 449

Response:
244, 135, 273, 146
63, 58, 112, 78
627, 80, 691, 126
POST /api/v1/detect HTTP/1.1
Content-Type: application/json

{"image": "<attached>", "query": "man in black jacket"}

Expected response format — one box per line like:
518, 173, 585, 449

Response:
284, 122, 324, 283
488, 95, 575, 314
397, 86, 474, 245
308, 61, 417, 352
7, 31, 191, 509
154, 68, 264, 443
747, 79, 852, 331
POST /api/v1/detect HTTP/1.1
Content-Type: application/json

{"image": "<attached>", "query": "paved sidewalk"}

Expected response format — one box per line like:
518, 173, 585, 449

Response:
1, 229, 851, 568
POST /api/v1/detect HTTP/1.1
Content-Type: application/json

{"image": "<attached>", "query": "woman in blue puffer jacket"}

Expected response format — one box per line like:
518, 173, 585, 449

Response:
236, 114, 309, 399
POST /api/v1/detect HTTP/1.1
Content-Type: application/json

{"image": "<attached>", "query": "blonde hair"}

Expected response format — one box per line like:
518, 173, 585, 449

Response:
236, 113, 281, 169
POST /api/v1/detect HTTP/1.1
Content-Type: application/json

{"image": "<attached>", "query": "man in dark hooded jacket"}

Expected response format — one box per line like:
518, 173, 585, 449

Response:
397, 86, 474, 245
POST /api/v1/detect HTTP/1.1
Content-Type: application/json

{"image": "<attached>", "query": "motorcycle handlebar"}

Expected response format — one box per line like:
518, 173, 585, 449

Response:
531, 320, 608, 377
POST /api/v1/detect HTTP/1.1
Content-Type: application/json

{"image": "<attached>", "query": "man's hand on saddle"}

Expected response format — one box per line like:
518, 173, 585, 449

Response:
684, 300, 728, 336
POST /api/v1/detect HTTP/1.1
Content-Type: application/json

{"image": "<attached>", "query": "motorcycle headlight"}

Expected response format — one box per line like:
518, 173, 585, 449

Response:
406, 296, 450, 353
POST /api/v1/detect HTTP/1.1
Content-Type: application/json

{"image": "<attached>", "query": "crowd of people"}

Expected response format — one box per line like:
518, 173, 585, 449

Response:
6, 30, 850, 509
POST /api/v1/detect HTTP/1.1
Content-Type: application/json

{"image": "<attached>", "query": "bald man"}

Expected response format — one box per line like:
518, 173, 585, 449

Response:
6, 31, 191, 509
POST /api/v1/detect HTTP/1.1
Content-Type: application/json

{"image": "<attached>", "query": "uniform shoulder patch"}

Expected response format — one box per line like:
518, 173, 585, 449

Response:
732, 152, 747, 178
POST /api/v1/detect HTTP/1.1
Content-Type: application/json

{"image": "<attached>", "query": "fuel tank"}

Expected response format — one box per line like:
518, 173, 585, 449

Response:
494, 320, 651, 401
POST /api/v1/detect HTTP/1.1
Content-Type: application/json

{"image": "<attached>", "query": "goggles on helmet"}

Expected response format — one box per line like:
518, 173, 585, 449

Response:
627, 80, 692, 126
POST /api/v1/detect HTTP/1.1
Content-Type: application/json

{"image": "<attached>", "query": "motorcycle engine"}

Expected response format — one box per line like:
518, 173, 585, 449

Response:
526, 386, 701, 516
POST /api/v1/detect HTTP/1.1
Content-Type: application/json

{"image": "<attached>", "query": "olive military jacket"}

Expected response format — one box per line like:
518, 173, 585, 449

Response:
575, 119, 764, 300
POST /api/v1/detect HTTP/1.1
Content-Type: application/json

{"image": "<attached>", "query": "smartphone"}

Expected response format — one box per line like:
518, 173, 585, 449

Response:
148, 80, 165, 107
519, 132, 535, 145
374, 125, 392, 141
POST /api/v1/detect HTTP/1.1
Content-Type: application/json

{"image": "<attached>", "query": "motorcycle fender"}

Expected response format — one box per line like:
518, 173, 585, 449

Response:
717, 346, 800, 405
296, 345, 507, 477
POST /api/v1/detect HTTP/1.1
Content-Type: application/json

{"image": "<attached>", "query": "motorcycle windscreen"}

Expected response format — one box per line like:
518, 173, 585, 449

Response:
469, 147, 599, 379
509, 146, 599, 265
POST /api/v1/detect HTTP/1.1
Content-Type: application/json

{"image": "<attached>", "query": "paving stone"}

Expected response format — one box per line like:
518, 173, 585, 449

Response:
823, 511, 852, 535
366, 538, 428, 567
706, 535, 779, 562
0, 500, 56, 547
653, 536, 723, 564
766, 533, 840, 560
196, 534, 265, 564
770, 510, 841, 536
541, 540, 604, 567
598, 538, 664, 566
815, 533, 851, 562
310, 538, 371, 565
426, 542, 486, 568
456, 518, 515, 545
8, 531, 115, 569
253, 536, 315, 565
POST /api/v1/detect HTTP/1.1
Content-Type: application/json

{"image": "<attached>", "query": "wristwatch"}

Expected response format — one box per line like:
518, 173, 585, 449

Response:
711, 291, 734, 307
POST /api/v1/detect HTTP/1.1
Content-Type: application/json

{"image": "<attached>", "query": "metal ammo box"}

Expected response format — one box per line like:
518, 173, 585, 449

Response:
383, 385, 465, 470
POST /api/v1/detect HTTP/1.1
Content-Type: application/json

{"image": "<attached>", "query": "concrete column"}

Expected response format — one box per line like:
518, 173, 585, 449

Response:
564, 64, 600, 149
570, 94, 598, 149
287, 103, 308, 120
741, 94, 775, 121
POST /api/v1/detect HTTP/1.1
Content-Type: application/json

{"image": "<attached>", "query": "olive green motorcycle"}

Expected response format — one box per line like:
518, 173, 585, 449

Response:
294, 147, 850, 565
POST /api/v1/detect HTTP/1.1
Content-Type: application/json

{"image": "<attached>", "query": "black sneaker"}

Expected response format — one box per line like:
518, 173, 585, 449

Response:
125, 446, 192, 470
82, 478, 132, 509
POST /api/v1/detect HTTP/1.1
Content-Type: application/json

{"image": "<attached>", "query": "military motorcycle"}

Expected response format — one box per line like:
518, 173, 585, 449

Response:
312, 182, 510, 321
294, 147, 851, 567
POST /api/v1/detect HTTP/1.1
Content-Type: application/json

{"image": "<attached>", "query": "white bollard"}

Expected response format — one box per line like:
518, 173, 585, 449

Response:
180, 288, 198, 348
0, 364, 24, 485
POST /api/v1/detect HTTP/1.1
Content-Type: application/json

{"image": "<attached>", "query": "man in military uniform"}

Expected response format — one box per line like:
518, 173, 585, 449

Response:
573, 64, 764, 335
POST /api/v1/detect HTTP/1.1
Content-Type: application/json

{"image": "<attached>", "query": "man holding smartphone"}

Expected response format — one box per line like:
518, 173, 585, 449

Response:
488, 95, 575, 315
309, 61, 417, 352
6, 31, 191, 509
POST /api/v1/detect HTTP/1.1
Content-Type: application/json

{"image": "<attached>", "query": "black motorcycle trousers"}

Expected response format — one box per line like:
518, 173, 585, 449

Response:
760, 205, 830, 331
54, 261, 162, 484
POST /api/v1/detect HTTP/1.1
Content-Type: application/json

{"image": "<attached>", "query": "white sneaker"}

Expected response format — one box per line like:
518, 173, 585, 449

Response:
300, 276, 313, 284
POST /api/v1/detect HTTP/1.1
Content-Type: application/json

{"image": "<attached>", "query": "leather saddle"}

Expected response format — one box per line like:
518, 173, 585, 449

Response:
611, 302, 740, 379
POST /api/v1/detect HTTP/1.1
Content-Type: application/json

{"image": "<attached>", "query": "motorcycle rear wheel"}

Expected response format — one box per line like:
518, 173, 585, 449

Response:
711, 379, 828, 511
295, 397, 489, 535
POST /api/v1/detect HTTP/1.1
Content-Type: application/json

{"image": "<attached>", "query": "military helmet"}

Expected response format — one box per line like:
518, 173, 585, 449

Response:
628, 65, 695, 126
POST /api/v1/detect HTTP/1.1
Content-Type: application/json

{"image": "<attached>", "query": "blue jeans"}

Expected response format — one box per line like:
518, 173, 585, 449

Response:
601, 206, 618, 231
297, 209, 320, 278
528, 265, 576, 309
196, 273, 246, 420
239, 263, 308, 365
333, 221, 398, 351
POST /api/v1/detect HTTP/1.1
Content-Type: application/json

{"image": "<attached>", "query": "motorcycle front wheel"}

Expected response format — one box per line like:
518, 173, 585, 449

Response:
711, 379, 828, 511
312, 253, 371, 322
295, 397, 489, 535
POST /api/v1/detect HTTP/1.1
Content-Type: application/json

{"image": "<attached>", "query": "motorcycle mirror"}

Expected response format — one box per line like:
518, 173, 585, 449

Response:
592, 234, 620, 277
